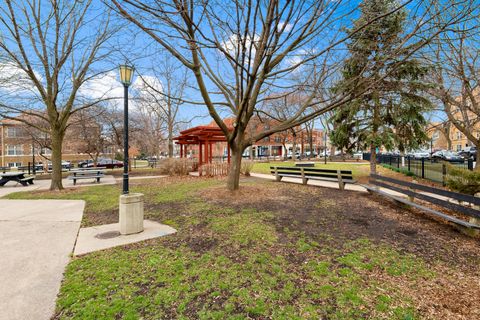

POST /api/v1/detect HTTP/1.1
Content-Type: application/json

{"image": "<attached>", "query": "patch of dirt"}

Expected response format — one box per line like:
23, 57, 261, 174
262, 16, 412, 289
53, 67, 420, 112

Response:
197, 179, 480, 318
82, 209, 118, 227
200, 179, 480, 274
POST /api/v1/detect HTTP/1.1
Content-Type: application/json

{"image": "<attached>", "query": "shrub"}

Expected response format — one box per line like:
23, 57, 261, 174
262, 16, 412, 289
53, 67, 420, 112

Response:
241, 160, 254, 176
445, 165, 480, 196
158, 158, 193, 176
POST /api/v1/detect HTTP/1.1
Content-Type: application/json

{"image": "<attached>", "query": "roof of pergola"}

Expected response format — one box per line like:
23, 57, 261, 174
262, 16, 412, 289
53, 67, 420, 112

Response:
173, 119, 234, 145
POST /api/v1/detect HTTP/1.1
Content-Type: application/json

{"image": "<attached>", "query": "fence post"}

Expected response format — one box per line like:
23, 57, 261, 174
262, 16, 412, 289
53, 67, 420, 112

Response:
421, 157, 425, 179
28, 162, 31, 175
389, 155, 392, 166
301, 167, 307, 185
407, 156, 410, 172
442, 163, 447, 186
397, 156, 400, 168
468, 159, 473, 171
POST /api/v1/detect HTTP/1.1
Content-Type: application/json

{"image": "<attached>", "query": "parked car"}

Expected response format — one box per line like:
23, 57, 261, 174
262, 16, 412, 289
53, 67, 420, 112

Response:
287, 152, 300, 159
431, 150, 464, 163
47, 161, 73, 171
78, 159, 93, 168
352, 151, 363, 159
459, 146, 477, 161
412, 150, 430, 159
304, 151, 318, 157
86, 158, 123, 169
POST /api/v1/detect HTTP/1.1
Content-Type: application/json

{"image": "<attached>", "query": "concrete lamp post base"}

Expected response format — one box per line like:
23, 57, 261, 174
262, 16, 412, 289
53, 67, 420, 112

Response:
119, 193, 144, 235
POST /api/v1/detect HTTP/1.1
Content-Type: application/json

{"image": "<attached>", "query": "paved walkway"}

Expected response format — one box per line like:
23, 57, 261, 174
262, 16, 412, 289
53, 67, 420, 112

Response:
0, 175, 117, 198
250, 172, 368, 192
0, 200, 84, 320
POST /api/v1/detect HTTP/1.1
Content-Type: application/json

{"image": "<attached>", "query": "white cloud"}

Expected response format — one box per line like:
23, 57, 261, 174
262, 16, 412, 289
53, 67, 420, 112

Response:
220, 33, 260, 63
78, 71, 124, 101
0, 62, 41, 94
277, 22, 293, 32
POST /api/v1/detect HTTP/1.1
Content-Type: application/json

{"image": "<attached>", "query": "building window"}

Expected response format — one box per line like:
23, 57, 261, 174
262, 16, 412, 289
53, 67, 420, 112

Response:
8, 162, 22, 168
274, 136, 282, 143
7, 127, 17, 137
432, 131, 439, 140
456, 132, 462, 140
263, 137, 270, 142
6, 127, 25, 137
264, 125, 270, 130
40, 147, 52, 155
7, 145, 23, 155
456, 144, 462, 151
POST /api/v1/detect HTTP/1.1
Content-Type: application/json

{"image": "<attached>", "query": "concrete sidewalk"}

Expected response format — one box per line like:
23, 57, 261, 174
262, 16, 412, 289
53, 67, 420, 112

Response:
0, 200, 84, 320
0, 175, 117, 198
250, 172, 368, 192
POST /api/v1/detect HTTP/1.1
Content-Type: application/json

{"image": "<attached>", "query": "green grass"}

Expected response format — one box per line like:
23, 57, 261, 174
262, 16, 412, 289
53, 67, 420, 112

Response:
10, 178, 442, 319
6, 177, 452, 319
252, 161, 370, 179
4, 178, 220, 226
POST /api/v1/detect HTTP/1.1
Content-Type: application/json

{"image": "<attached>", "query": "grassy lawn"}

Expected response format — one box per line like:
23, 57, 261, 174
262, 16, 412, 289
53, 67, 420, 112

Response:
6, 177, 480, 319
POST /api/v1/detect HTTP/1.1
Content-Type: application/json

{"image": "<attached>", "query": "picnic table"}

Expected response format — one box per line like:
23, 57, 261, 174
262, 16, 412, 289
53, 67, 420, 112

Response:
0, 172, 35, 187
68, 168, 105, 185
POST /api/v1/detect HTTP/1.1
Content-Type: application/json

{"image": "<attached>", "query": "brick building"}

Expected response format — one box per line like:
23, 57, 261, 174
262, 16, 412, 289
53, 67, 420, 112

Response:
177, 118, 325, 160
0, 117, 113, 168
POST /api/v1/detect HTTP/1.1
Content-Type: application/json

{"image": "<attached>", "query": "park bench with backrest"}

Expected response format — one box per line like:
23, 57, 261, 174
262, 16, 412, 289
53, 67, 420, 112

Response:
67, 168, 105, 185
270, 166, 356, 190
363, 174, 480, 231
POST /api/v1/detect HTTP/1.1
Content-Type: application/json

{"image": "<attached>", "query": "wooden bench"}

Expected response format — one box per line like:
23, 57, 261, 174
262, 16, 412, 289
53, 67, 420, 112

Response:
295, 162, 315, 167
364, 174, 480, 231
68, 171, 104, 185
270, 166, 355, 190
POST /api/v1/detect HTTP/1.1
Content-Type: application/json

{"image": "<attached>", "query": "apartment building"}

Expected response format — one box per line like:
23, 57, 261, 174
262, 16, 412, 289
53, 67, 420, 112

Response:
0, 117, 112, 168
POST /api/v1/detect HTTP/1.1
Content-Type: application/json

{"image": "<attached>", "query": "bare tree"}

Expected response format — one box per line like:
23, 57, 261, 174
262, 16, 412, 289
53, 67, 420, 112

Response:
134, 54, 189, 157
74, 106, 112, 166
429, 12, 480, 170
0, 1, 117, 189
112, 0, 476, 190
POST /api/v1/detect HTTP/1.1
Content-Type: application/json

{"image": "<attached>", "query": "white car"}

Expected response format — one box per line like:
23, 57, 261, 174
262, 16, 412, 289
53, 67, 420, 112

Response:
412, 150, 430, 159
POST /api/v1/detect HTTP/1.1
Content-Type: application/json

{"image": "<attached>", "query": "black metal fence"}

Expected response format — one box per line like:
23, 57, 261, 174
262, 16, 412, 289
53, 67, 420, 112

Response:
363, 153, 475, 185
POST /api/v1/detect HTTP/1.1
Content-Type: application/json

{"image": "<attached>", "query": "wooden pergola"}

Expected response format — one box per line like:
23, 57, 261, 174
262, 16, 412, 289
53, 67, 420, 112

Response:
173, 125, 231, 168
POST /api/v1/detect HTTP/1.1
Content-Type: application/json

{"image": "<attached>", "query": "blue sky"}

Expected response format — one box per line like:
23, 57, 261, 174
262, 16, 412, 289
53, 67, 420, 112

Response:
0, 0, 459, 131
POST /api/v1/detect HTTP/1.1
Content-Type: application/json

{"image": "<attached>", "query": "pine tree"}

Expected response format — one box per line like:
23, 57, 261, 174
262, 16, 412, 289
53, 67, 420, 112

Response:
331, 0, 432, 174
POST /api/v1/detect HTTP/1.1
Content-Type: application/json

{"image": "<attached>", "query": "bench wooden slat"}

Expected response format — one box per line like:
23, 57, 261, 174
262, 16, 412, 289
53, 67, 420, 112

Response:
271, 171, 353, 180
371, 179, 480, 219
277, 173, 355, 182
270, 166, 353, 174
363, 184, 480, 229
68, 176, 103, 180
371, 174, 480, 206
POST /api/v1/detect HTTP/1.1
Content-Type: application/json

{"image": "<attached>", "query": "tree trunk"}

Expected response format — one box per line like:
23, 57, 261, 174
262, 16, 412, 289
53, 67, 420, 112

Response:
168, 125, 174, 158
227, 146, 243, 191
50, 130, 65, 190
370, 144, 377, 175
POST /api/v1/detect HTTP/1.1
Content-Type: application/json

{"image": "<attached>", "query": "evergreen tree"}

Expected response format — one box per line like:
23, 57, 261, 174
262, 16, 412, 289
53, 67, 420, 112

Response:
330, 0, 432, 174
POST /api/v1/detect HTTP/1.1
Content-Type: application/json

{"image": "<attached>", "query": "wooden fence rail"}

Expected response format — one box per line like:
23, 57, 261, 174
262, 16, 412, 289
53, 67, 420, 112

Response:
200, 162, 229, 177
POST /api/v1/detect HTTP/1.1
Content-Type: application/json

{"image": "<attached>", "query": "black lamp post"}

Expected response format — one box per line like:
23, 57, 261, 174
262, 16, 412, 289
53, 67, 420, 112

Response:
118, 63, 135, 195
324, 129, 327, 165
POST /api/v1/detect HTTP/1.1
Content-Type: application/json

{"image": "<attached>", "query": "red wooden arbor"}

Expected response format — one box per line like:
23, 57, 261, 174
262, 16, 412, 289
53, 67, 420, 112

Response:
173, 125, 231, 170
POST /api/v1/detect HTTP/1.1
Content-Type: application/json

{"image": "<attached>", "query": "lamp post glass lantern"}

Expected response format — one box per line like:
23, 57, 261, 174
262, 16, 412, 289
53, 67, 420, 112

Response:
119, 64, 134, 194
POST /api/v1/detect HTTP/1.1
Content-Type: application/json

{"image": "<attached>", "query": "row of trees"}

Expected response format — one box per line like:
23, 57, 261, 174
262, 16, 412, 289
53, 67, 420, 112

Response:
327, 0, 480, 173
0, 0, 479, 191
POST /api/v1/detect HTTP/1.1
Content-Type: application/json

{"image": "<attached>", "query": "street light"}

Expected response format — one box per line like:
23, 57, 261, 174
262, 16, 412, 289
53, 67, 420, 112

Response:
119, 63, 134, 194
117, 63, 144, 236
